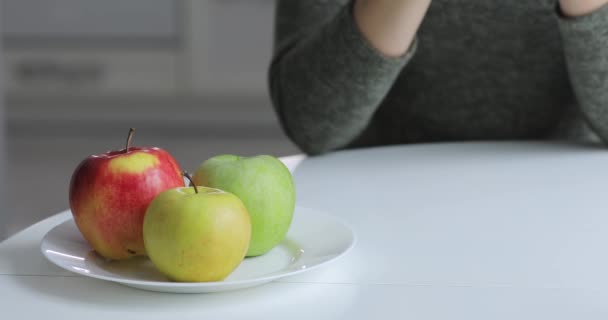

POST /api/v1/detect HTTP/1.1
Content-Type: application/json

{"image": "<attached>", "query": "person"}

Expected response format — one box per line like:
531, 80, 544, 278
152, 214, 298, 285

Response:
268, 0, 608, 155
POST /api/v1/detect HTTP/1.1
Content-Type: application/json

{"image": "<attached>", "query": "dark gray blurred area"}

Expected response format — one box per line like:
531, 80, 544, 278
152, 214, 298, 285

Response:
0, 7, 5, 239
1, 0, 297, 240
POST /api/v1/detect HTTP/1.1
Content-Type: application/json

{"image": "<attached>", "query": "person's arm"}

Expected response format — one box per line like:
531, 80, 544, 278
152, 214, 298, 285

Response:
269, 1, 430, 155
354, 0, 430, 57
557, 2, 608, 143
559, 0, 608, 17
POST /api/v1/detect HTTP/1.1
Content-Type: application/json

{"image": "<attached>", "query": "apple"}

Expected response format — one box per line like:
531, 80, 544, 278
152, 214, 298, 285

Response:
192, 155, 295, 256
143, 174, 251, 282
69, 128, 185, 260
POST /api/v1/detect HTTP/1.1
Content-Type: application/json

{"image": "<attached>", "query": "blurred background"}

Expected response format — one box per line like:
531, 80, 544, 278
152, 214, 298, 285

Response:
0, 0, 298, 239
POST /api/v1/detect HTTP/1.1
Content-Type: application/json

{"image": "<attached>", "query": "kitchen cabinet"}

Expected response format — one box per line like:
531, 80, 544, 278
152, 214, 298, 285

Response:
1, 0, 275, 97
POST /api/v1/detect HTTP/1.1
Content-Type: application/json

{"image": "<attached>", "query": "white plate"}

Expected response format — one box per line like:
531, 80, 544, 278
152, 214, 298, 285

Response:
40, 207, 355, 293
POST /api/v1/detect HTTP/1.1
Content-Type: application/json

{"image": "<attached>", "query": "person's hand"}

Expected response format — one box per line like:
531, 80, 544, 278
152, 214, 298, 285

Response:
559, 0, 608, 17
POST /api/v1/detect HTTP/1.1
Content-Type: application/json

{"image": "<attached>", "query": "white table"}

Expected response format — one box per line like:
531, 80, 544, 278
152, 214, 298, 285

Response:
2, 141, 608, 319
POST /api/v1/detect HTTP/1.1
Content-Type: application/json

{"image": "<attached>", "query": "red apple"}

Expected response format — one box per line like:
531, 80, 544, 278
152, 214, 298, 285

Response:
69, 128, 185, 260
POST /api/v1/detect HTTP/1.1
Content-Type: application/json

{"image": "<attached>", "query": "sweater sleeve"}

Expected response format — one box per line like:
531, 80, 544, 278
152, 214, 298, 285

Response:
557, 4, 608, 144
268, 1, 417, 155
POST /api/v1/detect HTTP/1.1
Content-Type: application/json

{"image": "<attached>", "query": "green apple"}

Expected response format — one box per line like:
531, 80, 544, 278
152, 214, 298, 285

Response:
192, 155, 295, 257
143, 179, 251, 282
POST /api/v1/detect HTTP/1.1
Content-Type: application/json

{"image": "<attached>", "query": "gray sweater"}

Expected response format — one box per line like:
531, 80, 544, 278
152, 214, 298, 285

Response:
269, 1, 608, 155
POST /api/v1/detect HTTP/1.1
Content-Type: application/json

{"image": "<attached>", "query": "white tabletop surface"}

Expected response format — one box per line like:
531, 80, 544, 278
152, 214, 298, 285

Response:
3, 141, 608, 319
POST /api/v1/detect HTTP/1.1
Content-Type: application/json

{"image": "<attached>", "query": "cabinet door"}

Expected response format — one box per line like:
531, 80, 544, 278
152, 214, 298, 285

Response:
1, 0, 180, 95
2, 0, 177, 40
185, 0, 274, 95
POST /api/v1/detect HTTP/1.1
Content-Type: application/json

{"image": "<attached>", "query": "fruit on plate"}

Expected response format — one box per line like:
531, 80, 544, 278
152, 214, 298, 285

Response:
69, 128, 185, 260
143, 173, 251, 282
192, 155, 295, 256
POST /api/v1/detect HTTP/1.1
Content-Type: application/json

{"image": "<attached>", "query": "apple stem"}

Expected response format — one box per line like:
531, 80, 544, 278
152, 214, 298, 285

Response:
183, 171, 198, 194
125, 128, 135, 153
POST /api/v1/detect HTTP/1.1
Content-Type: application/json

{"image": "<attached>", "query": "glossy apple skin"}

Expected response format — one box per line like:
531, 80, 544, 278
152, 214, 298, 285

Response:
192, 155, 295, 257
143, 186, 251, 282
69, 147, 184, 260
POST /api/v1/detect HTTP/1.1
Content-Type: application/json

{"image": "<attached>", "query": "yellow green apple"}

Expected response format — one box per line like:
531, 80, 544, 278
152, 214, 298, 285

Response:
143, 175, 251, 282
192, 155, 295, 257
69, 128, 185, 260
